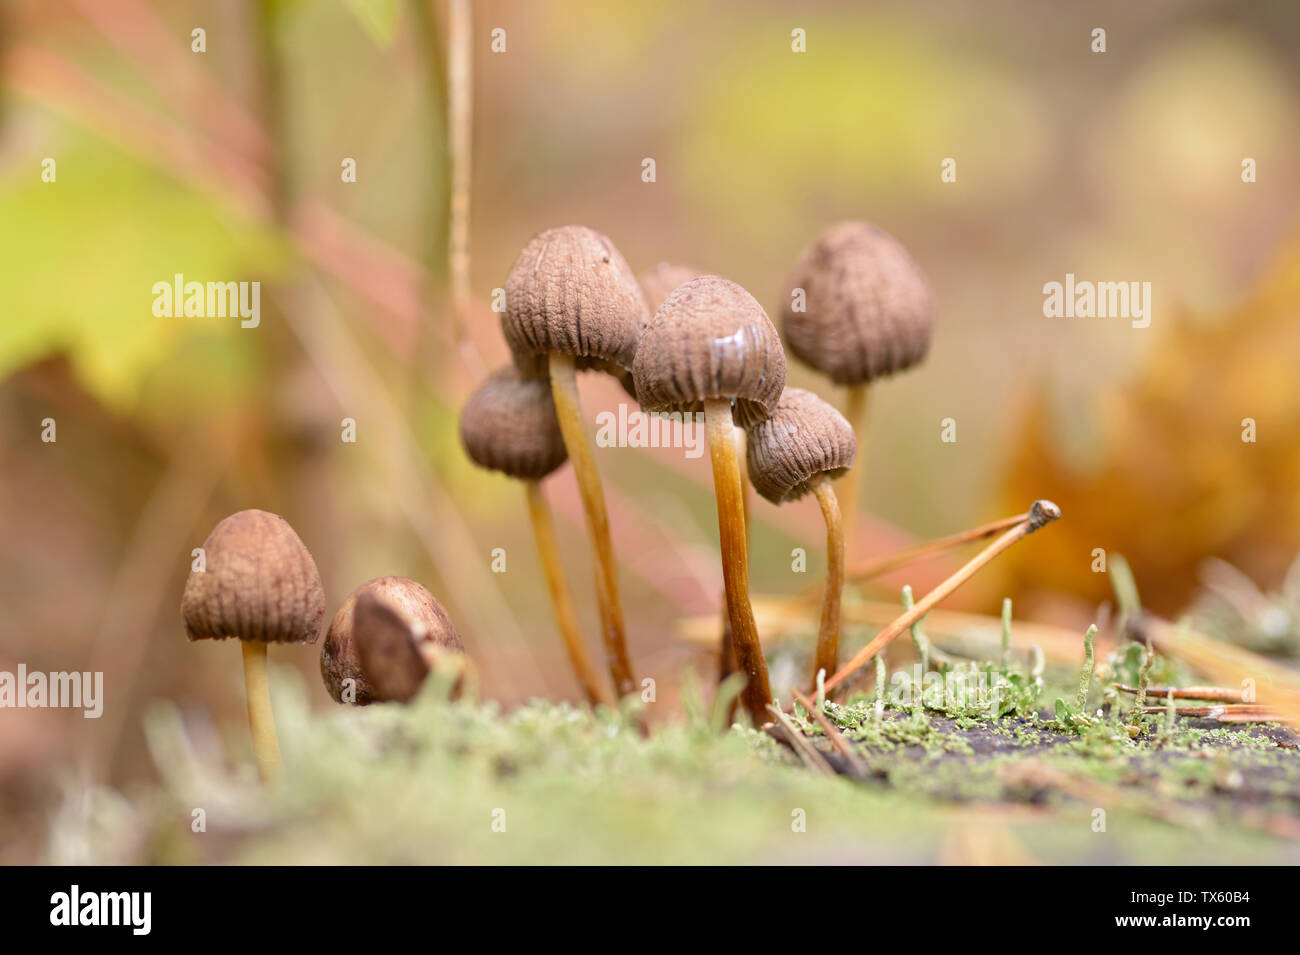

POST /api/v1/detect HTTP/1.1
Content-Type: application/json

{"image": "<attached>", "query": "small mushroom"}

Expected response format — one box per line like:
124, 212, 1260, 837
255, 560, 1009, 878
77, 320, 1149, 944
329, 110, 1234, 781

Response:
640, 262, 746, 696
745, 387, 856, 684
502, 225, 647, 699
633, 276, 786, 722
320, 576, 464, 704
182, 509, 326, 782
458, 366, 609, 706
781, 221, 934, 550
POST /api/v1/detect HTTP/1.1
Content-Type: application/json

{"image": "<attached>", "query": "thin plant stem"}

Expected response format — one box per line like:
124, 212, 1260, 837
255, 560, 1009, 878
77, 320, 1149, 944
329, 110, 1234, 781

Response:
524, 480, 610, 707
790, 510, 1029, 604
1000, 597, 1013, 671
843, 512, 1029, 587
901, 585, 929, 674
241, 641, 281, 783
1161, 688, 1177, 741
1076, 624, 1097, 711
1129, 639, 1152, 723
705, 398, 773, 723
1112, 683, 1245, 703
873, 653, 886, 721
791, 688, 869, 777
766, 704, 834, 775
838, 383, 868, 557
808, 472, 845, 687
446, 0, 472, 359
548, 353, 635, 699
822, 501, 1059, 695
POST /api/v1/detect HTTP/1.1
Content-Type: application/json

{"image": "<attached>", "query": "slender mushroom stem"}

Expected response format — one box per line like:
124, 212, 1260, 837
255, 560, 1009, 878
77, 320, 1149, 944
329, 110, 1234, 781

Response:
717, 427, 748, 696
704, 398, 772, 723
808, 472, 845, 687
821, 500, 1060, 696
241, 641, 282, 783
837, 383, 869, 557
548, 352, 636, 699
524, 480, 611, 707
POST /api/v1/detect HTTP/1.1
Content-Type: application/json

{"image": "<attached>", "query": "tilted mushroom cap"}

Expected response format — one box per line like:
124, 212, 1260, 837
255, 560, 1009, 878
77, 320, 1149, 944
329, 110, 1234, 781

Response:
354, 593, 468, 703
632, 276, 787, 428
745, 387, 857, 504
502, 225, 650, 373
182, 509, 325, 644
320, 576, 464, 704
639, 262, 704, 314
459, 366, 568, 481
781, 221, 935, 386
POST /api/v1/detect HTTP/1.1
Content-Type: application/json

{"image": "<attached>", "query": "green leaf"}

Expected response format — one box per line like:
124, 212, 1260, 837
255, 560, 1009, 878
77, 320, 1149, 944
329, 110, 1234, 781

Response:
0, 121, 288, 414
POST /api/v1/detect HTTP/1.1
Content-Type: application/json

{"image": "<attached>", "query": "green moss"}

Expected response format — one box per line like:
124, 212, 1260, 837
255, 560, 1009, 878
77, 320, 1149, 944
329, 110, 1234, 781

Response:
46, 643, 1300, 865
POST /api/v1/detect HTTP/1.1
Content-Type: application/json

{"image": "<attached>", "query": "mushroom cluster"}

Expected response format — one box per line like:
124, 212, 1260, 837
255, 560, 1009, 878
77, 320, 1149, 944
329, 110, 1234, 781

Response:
455, 222, 936, 726
183, 217, 940, 780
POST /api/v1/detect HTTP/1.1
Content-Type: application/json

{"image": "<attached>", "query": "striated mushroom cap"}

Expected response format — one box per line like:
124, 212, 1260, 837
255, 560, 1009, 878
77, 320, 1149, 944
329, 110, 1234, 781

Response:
781, 221, 934, 386
745, 387, 857, 504
639, 262, 704, 314
632, 276, 786, 428
459, 366, 568, 481
182, 509, 325, 644
502, 225, 650, 373
320, 576, 464, 704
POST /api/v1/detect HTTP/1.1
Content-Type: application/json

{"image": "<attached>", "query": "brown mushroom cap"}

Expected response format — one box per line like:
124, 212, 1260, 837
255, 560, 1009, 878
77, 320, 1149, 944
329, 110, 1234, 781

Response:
320, 576, 464, 704
781, 221, 934, 386
459, 366, 568, 481
182, 509, 325, 644
502, 225, 650, 373
632, 276, 787, 428
745, 387, 857, 504
639, 262, 704, 314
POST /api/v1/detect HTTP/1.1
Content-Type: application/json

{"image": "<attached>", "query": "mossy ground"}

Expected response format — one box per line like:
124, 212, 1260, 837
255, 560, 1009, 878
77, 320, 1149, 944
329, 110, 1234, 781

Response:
49, 651, 1300, 865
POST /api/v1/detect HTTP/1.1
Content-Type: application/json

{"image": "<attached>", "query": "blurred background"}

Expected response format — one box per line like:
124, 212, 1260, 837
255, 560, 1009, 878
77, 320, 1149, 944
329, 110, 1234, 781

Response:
2, 0, 1299, 860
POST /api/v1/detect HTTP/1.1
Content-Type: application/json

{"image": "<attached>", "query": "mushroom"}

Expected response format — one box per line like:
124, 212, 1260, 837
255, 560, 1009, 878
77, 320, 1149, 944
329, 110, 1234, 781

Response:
458, 366, 609, 706
321, 576, 465, 704
781, 221, 934, 551
633, 276, 787, 723
640, 262, 751, 694
745, 387, 856, 685
502, 225, 647, 699
181, 509, 325, 781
